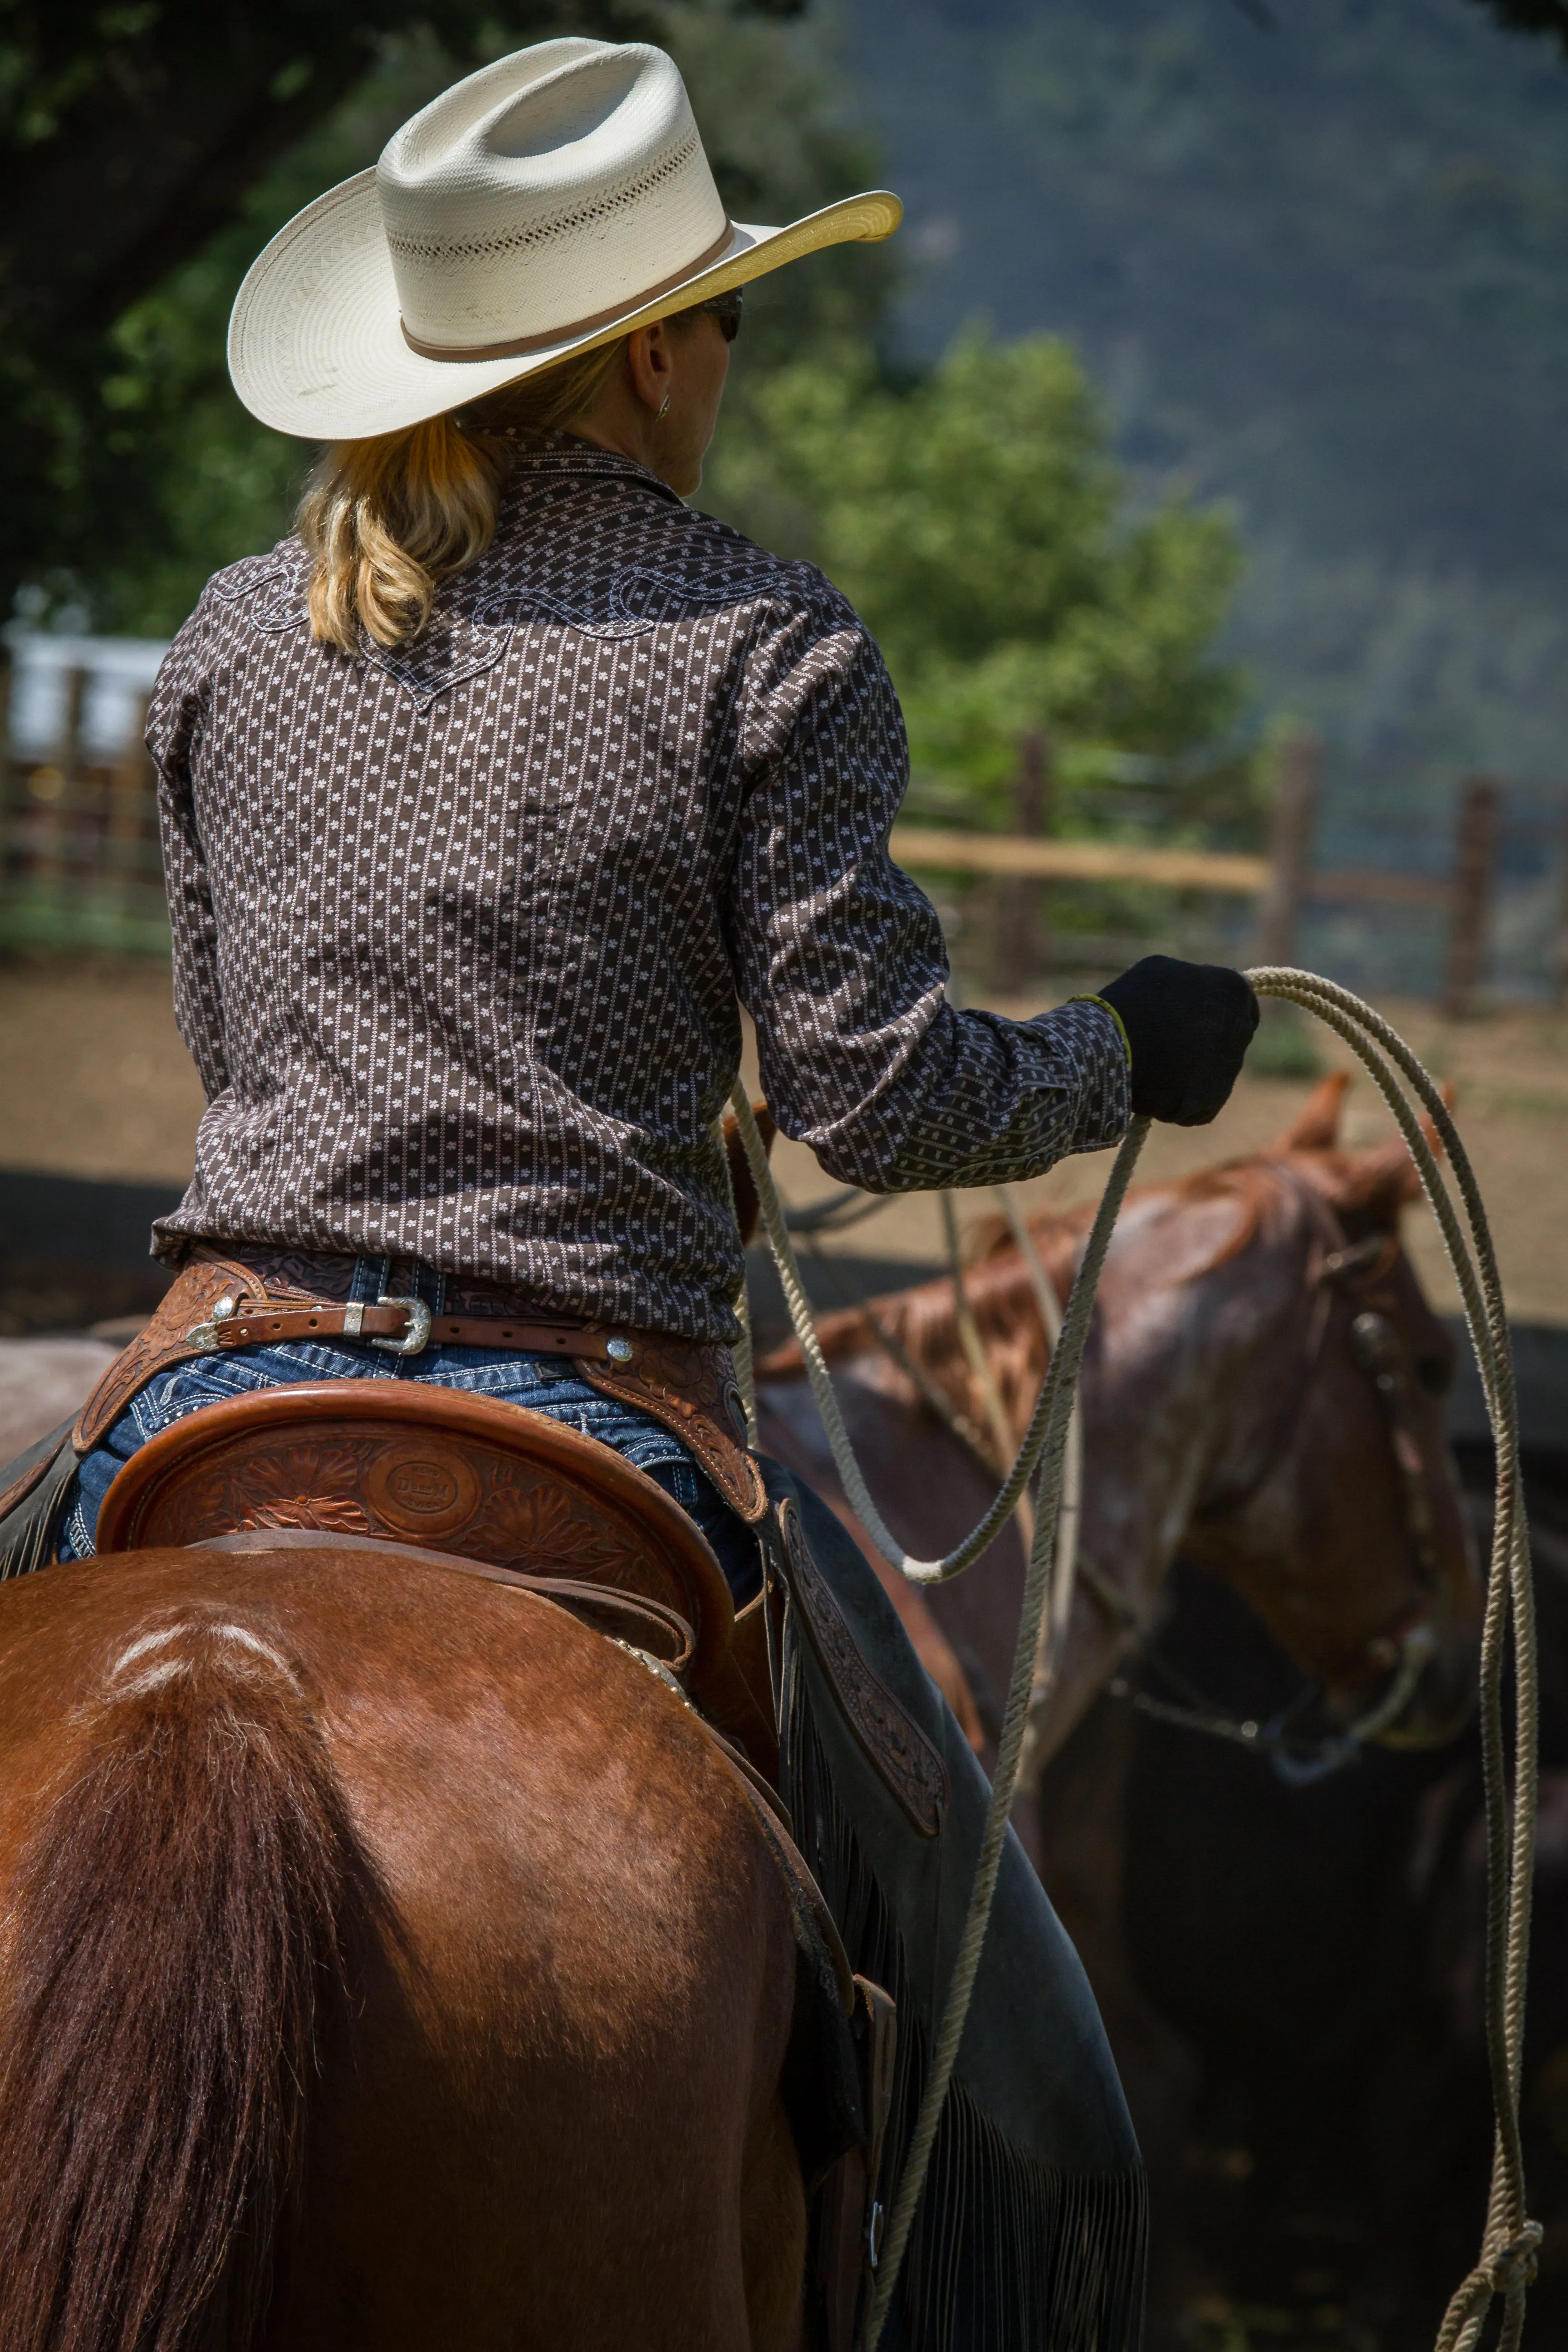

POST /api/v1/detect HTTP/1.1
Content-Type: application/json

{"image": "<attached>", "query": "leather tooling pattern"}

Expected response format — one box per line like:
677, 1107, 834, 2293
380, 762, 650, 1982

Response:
584, 1338, 766, 1522
779, 1499, 948, 1839
94, 1382, 738, 1693
118, 1430, 658, 1588
72, 1260, 258, 1453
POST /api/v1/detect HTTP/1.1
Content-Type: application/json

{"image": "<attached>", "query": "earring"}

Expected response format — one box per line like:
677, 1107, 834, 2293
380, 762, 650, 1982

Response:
656, 394, 671, 420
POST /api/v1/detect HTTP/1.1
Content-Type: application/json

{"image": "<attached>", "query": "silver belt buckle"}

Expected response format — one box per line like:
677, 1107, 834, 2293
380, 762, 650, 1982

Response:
370, 1294, 432, 1357
184, 1293, 239, 1353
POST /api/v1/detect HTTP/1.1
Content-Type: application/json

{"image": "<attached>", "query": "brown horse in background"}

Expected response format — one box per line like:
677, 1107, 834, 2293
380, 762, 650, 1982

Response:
752, 1075, 1487, 2339
756, 1073, 1481, 1812
0, 1543, 808, 2352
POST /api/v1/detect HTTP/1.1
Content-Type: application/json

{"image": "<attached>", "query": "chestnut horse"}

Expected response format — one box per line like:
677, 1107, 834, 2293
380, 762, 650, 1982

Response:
0, 1543, 808, 2352
756, 1074, 1481, 1824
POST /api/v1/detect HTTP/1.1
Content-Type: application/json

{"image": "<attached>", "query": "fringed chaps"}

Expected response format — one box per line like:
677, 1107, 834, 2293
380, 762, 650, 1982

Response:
0, 1419, 77, 1583
769, 1460, 1147, 2352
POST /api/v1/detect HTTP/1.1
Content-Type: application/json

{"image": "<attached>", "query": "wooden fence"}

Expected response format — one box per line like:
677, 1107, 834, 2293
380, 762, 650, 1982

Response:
890, 738, 1516, 1014
0, 657, 1549, 1012
887, 819, 1459, 909
0, 655, 168, 951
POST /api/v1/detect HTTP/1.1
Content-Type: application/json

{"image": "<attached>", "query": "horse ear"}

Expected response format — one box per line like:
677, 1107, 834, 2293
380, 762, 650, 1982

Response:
1342, 1136, 1423, 1222
1273, 1070, 1352, 1153
723, 1100, 777, 1247
1339, 1087, 1454, 1224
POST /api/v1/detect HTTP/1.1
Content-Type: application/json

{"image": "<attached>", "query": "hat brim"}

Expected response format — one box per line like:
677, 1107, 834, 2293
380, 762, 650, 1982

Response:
229, 176, 902, 442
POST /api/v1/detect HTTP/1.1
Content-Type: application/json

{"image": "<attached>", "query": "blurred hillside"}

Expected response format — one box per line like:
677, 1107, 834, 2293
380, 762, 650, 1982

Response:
860, 0, 1568, 884
855, 0, 1568, 582
849, 0, 1568, 989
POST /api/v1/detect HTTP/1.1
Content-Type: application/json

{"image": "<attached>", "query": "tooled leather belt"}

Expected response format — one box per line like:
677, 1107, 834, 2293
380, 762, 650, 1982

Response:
70, 1245, 767, 1524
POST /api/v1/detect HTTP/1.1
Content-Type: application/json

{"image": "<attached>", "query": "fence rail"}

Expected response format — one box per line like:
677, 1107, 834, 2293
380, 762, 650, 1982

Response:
888, 824, 1460, 909
1, 648, 169, 952
887, 828, 1270, 892
2, 645, 1557, 1010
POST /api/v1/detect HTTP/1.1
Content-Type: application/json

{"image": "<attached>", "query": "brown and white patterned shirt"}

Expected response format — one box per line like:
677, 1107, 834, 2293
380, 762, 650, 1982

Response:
147, 436, 1130, 1341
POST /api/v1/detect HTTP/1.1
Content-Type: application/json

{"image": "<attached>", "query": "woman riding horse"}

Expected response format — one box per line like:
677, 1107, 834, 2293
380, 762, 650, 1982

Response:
41, 35, 1257, 2344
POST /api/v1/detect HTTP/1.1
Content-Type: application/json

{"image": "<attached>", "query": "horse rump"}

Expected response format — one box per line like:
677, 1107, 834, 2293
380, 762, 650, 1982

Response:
0, 1604, 351, 2352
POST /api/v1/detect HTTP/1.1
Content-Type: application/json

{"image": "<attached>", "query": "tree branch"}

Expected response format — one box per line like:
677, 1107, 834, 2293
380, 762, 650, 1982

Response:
0, 1, 717, 340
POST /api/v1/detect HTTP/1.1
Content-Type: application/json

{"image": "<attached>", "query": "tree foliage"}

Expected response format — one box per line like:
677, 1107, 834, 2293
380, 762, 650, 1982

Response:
708, 329, 1246, 829
1473, 0, 1568, 52
0, 3, 637, 345
0, 0, 816, 619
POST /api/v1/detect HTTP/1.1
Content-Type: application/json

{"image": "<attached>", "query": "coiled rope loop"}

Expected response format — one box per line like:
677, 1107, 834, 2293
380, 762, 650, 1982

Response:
730, 1094, 1142, 1591
728, 967, 1534, 2352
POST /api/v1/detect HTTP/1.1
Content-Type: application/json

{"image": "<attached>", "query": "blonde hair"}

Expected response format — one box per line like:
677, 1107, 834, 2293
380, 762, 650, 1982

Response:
299, 335, 631, 654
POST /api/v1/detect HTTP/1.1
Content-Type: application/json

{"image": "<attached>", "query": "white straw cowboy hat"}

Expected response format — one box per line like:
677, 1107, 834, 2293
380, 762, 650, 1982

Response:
229, 37, 901, 443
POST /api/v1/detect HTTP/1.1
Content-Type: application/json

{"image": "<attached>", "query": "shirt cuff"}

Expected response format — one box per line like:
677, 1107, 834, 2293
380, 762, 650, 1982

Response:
1023, 995, 1133, 1158
1067, 992, 1132, 1072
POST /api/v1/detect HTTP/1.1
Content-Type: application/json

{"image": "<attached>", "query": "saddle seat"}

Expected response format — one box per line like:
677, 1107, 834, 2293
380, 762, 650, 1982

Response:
94, 1382, 774, 1760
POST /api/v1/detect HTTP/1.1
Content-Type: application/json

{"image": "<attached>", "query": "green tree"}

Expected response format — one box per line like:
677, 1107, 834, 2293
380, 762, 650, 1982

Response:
14, 2, 892, 636
709, 328, 1246, 825
0, 2, 704, 614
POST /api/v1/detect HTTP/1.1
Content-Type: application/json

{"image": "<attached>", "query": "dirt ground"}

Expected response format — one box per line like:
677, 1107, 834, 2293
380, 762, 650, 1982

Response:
1, 951, 1564, 1324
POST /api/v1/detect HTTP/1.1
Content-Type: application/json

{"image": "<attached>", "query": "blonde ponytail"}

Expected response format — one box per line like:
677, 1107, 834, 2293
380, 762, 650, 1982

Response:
298, 334, 632, 654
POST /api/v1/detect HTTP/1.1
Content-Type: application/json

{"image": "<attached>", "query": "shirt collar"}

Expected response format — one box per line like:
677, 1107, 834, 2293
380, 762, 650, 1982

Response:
500, 431, 685, 508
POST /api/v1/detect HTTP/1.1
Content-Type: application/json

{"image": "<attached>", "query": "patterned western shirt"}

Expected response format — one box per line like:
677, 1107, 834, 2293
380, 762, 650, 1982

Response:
147, 436, 1131, 1341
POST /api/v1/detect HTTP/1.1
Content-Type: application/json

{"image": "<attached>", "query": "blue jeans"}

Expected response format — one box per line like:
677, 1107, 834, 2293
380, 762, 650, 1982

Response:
62, 1322, 760, 1607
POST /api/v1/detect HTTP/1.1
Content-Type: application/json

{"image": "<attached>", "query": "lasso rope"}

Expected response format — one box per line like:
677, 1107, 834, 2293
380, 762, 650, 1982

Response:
990, 1184, 1087, 1790
1250, 976, 1539, 2352
730, 967, 1537, 2352
732, 1092, 1136, 1591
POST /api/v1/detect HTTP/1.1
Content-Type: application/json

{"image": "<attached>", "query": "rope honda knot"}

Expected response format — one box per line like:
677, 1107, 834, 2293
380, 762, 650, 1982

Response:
1485, 2222, 1544, 2294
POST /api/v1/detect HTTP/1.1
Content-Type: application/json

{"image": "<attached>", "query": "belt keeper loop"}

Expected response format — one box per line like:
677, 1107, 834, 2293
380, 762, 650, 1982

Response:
343, 1301, 365, 1339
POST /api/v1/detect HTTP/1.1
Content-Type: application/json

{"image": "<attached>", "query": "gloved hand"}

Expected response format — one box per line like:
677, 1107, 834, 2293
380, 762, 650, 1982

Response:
1097, 955, 1259, 1126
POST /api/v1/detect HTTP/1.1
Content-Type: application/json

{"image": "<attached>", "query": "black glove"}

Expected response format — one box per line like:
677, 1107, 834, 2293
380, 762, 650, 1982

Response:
1098, 955, 1259, 1126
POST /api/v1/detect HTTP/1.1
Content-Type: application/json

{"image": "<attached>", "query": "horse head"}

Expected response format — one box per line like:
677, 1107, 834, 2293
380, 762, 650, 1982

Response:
755, 1072, 1482, 1777
1168, 1072, 1481, 1756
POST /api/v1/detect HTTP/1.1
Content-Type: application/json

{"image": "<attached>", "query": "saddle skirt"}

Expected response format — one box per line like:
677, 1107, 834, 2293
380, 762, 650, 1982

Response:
93, 1379, 780, 1759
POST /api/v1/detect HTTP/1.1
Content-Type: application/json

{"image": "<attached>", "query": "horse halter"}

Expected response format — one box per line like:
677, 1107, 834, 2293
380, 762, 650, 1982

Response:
1116, 1166, 1446, 1786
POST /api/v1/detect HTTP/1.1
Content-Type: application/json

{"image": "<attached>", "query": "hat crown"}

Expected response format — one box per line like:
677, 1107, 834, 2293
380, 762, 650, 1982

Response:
377, 40, 728, 353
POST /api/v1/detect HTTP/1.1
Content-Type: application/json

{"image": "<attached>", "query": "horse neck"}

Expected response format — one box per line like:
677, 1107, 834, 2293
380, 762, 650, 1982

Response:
1075, 1175, 1319, 1631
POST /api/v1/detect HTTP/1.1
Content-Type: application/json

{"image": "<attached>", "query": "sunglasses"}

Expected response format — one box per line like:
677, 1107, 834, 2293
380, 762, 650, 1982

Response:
691, 288, 744, 343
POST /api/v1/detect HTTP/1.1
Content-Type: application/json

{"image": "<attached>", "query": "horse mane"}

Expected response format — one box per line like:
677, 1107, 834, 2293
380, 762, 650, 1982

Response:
756, 1065, 1430, 1459
0, 1615, 354, 2352
760, 1156, 1293, 1392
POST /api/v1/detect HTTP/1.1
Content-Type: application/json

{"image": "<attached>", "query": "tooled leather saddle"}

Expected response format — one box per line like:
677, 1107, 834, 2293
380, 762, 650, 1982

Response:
94, 1377, 781, 1776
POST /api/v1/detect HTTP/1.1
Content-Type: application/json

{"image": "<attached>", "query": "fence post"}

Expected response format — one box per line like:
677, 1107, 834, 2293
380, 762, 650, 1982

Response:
1251, 730, 1321, 970
994, 730, 1053, 990
109, 691, 156, 913
1550, 799, 1568, 1013
0, 655, 10, 925
1442, 776, 1500, 1019
30, 665, 86, 893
